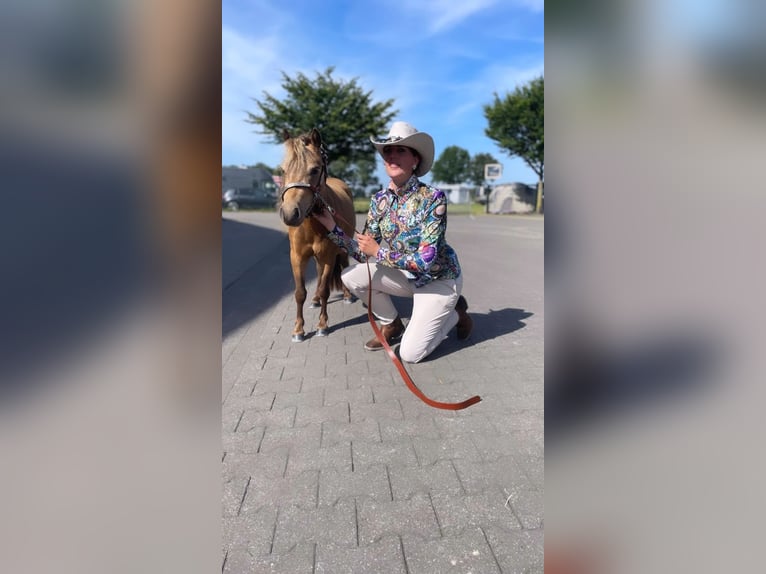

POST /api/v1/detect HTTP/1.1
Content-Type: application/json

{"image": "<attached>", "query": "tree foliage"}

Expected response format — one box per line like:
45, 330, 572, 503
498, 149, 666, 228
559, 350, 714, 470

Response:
431, 145, 472, 184
246, 67, 397, 184
483, 75, 544, 182
468, 152, 500, 187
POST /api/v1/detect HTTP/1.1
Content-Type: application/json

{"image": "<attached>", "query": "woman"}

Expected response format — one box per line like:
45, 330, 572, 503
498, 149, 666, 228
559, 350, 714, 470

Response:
314, 121, 472, 363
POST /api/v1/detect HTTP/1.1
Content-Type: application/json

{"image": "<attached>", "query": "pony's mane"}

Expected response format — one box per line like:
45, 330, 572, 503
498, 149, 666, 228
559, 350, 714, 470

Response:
281, 133, 320, 176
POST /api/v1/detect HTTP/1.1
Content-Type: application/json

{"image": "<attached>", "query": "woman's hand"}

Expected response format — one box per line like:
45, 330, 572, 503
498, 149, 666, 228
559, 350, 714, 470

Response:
313, 208, 336, 231
355, 233, 380, 258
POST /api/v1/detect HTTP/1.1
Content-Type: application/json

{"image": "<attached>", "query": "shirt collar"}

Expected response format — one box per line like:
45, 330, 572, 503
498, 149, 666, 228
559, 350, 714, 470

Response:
387, 174, 420, 197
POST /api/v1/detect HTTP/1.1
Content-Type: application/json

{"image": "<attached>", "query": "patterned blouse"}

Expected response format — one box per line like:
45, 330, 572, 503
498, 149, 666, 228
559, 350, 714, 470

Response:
326, 174, 461, 287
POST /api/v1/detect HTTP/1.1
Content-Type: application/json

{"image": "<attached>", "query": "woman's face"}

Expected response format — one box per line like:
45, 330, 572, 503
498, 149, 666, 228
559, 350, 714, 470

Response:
382, 145, 418, 185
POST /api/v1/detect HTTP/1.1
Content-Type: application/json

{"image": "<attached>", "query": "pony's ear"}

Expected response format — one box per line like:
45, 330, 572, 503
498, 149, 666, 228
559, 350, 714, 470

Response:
282, 128, 291, 142
309, 127, 323, 146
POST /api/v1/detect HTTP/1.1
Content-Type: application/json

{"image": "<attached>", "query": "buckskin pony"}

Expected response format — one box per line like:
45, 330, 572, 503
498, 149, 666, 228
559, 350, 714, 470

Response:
278, 128, 356, 342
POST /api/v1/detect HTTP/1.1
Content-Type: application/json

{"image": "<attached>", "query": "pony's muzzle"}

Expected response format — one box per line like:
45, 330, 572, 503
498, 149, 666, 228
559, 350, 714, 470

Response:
279, 205, 303, 226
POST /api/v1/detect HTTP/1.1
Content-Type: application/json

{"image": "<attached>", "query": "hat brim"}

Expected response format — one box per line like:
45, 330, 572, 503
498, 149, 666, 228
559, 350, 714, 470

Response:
370, 132, 434, 177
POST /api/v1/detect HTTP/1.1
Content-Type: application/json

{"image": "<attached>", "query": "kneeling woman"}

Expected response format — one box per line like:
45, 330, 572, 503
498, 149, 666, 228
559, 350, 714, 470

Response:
313, 121, 472, 363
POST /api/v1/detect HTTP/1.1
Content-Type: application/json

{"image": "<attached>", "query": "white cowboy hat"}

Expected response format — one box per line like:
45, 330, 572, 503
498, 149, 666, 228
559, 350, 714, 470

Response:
370, 121, 435, 177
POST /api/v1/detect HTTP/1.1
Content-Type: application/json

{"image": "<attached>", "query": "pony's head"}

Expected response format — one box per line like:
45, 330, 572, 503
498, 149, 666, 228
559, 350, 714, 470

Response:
278, 128, 327, 226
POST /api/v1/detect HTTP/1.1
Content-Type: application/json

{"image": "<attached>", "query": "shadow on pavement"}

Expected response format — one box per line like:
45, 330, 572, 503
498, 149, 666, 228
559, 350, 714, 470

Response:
222, 218, 295, 339
423, 307, 534, 361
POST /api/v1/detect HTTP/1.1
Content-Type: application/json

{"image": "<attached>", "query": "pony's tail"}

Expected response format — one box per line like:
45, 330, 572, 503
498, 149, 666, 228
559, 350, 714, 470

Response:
331, 251, 349, 292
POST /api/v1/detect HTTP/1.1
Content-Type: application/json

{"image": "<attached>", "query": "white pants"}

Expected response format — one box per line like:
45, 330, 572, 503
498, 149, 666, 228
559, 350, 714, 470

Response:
341, 262, 463, 363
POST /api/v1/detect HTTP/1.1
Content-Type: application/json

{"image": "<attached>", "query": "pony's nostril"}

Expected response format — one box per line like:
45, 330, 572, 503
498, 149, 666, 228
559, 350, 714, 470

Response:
292, 207, 300, 221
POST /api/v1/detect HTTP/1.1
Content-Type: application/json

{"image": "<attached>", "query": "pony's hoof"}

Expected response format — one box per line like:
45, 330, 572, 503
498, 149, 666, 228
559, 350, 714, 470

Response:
310, 301, 321, 309
343, 296, 356, 304
291, 333, 305, 343
315, 328, 329, 337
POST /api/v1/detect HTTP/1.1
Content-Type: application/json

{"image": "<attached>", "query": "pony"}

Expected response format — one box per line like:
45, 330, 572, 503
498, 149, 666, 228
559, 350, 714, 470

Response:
278, 128, 357, 342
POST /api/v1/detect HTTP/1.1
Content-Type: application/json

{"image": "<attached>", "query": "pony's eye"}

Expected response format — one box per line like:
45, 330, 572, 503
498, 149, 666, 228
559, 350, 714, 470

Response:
309, 167, 320, 176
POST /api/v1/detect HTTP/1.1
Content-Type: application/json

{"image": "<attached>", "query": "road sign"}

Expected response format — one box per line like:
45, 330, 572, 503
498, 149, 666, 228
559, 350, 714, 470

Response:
484, 163, 502, 180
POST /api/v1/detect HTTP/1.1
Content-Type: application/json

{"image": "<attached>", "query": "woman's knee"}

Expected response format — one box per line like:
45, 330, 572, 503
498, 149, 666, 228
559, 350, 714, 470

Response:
398, 341, 428, 364
341, 265, 365, 292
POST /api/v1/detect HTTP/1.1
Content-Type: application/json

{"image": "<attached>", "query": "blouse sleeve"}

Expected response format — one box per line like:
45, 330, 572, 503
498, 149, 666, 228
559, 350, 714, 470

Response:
326, 225, 367, 262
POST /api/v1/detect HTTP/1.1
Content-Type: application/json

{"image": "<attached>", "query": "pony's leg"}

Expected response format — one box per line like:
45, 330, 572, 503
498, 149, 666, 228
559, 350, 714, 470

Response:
290, 250, 308, 342
314, 260, 333, 336
310, 259, 322, 308
342, 284, 356, 304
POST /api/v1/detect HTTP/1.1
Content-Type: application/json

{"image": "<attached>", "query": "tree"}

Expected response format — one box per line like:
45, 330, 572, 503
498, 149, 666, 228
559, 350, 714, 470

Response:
431, 146, 472, 184
246, 67, 397, 183
250, 162, 276, 174
484, 75, 544, 212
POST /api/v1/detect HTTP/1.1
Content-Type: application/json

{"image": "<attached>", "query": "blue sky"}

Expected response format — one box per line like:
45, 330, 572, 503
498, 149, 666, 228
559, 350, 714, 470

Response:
222, 0, 544, 187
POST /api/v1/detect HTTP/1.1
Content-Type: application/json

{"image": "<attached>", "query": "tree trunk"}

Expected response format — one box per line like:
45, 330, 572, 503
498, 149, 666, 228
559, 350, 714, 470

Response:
535, 178, 544, 214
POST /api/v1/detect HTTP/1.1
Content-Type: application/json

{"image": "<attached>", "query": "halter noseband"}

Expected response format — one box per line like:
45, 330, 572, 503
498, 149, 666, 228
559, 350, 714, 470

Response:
280, 145, 330, 219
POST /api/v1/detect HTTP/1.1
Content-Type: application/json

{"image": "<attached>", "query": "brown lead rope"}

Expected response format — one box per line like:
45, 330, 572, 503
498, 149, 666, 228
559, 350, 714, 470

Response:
319, 199, 480, 410
364, 261, 481, 411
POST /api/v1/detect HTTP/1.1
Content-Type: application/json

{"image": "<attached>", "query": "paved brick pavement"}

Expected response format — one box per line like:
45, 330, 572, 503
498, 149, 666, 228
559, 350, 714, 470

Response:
222, 211, 543, 573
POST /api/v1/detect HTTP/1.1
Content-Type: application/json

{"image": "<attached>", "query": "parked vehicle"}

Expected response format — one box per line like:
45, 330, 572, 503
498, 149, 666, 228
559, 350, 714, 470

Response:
222, 188, 276, 210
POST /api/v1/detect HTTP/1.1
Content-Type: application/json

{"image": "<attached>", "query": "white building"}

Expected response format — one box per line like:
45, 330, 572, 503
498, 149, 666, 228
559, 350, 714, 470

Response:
436, 183, 472, 204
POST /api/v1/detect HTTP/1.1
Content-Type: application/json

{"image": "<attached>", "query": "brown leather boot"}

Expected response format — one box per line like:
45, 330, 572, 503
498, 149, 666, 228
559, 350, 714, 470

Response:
364, 317, 405, 351
455, 295, 473, 340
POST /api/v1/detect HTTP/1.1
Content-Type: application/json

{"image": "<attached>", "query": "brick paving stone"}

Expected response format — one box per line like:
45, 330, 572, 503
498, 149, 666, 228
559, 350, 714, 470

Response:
379, 415, 440, 441
295, 401, 350, 427
370, 385, 416, 404
285, 442, 352, 476
351, 399, 404, 423
223, 476, 248, 517
352, 438, 418, 470
228, 379, 257, 399
315, 535, 406, 574
402, 527, 501, 574
327, 357, 369, 379
271, 499, 357, 554
222, 449, 289, 481
321, 419, 381, 447
238, 406, 297, 432
515, 454, 544, 490
318, 465, 391, 506
223, 406, 244, 433
224, 544, 315, 574
222, 428, 265, 455
264, 355, 306, 371
483, 526, 544, 574
502, 487, 544, 530
431, 489, 522, 536
347, 370, 397, 390
325, 385, 373, 407
471, 431, 541, 461
486, 409, 544, 433
247, 366, 285, 386
388, 459, 464, 500
272, 388, 324, 410
357, 493, 440, 545
240, 469, 320, 514
300, 375, 349, 392
411, 435, 484, 466
432, 411, 499, 438
254, 377, 303, 395
258, 423, 322, 454
223, 505, 279, 555
452, 456, 534, 495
